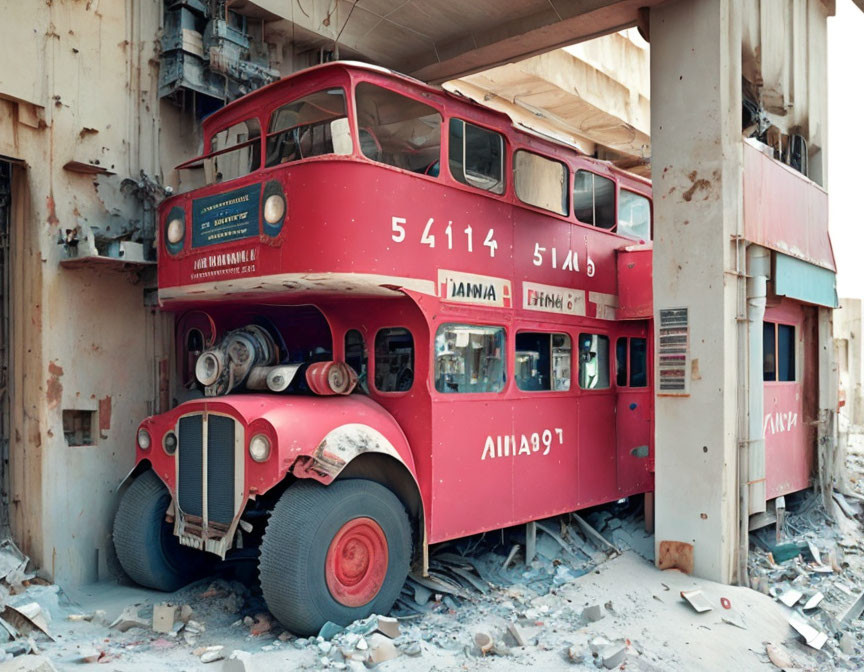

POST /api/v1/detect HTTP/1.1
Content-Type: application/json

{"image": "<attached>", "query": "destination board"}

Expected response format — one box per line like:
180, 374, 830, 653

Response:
192, 184, 260, 248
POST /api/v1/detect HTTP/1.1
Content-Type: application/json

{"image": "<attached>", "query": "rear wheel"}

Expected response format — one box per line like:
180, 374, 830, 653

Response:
259, 479, 411, 636
113, 469, 207, 591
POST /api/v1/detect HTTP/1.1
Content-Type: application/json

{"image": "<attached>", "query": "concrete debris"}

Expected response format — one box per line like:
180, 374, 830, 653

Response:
600, 642, 628, 669
179, 604, 194, 624
367, 633, 399, 664
788, 611, 828, 650
108, 606, 149, 632
318, 621, 345, 641
77, 646, 102, 663
680, 589, 713, 613
802, 591, 824, 610
839, 632, 856, 655
152, 603, 176, 634
249, 613, 271, 636
582, 604, 605, 622
778, 587, 804, 607
220, 650, 253, 672
197, 645, 225, 663
765, 642, 795, 669
572, 513, 621, 556
506, 621, 526, 647
0, 655, 57, 672
473, 631, 494, 655
1, 604, 53, 641
374, 615, 400, 639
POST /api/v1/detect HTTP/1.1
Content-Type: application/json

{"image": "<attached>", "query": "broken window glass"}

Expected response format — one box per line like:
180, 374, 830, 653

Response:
514, 150, 568, 215
618, 189, 652, 241
355, 83, 442, 175
448, 119, 504, 194
578, 333, 610, 390
206, 118, 261, 183
515, 332, 571, 391
435, 324, 506, 393
374, 328, 414, 392
265, 89, 351, 167
573, 170, 615, 229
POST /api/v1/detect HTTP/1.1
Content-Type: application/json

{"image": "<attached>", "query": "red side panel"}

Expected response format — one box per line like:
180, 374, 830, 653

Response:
617, 246, 653, 319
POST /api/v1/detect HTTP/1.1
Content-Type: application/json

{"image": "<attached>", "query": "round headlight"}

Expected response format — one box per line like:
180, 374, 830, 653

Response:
137, 428, 151, 450
166, 217, 185, 244
163, 431, 178, 455
263, 194, 285, 225
195, 351, 222, 386
249, 434, 271, 463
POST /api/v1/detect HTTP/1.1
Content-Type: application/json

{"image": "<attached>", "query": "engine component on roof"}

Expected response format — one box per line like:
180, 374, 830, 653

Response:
196, 324, 278, 396
306, 361, 358, 396
266, 364, 302, 392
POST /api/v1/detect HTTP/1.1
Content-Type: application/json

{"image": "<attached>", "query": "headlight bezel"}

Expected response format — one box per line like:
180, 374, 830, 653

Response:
261, 180, 286, 236
137, 428, 152, 451
164, 206, 186, 255
163, 431, 178, 455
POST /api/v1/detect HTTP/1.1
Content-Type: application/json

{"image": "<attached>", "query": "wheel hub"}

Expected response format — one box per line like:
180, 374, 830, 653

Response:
325, 517, 388, 607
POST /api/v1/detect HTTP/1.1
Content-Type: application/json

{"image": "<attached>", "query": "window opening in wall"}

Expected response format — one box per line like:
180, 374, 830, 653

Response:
763, 322, 776, 381
374, 328, 414, 392
618, 189, 652, 241
573, 170, 615, 229
763, 321, 796, 382
448, 119, 504, 194
578, 333, 610, 389
63, 410, 96, 446
355, 83, 442, 175
515, 332, 571, 391
206, 118, 261, 184
345, 329, 368, 393
265, 89, 351, 166
514, 150, 568, 215
435, 324, 506, 393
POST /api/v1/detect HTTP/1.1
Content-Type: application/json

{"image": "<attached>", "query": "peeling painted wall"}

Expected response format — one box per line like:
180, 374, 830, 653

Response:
0, 0, 177, 586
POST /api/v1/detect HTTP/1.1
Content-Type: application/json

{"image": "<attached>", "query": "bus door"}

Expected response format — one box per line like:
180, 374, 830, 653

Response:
614, 327, 653, 495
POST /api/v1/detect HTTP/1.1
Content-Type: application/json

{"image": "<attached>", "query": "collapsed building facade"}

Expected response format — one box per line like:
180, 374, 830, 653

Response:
0, 0, 851, 591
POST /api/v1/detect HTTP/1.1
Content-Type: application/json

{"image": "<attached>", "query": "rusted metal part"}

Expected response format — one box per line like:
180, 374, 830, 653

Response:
292, 424, 405, 484
45, 362, 63, 409
98, 396, 111, 433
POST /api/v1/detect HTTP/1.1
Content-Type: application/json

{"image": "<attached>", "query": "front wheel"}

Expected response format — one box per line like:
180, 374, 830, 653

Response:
259, 479, 412, 636
113, 470, 208, 591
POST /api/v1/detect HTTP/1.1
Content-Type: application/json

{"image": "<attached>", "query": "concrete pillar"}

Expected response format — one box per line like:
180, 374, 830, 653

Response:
651, 0, 743, 584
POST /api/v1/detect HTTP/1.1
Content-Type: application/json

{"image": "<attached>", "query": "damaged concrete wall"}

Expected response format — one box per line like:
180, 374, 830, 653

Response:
0, 0, 175, 585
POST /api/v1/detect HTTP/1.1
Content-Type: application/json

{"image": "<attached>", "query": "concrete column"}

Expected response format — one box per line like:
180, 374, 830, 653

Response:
651, 0, 743, 584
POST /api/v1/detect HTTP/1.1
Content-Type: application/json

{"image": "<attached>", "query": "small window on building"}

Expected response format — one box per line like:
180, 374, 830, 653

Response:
514, 150, 568, 215
578, 333, 610, 390
345, 329, 368, 392
629, 337, 648, 387
777, 323, 796, 382
63, 410, 95, 446
618, 190, 652, 241
265, 89, 351, 167
763, 322, 777, 381
355, 83, 442, 175
435, 324, 506, 393
374, 328, 414, 392
448, 119, 504, 194
206, 118, 261, 183
573, 170, 615, 229
515, 332, 571, 391
616, 338, 627, 387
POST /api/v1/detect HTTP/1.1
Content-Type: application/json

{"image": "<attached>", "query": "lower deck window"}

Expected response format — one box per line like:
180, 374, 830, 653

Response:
616, 336, 648, 387
374, 328, 414, 392
578, 333, 610, 389
515, 332, 571, 391
435, 324, 506, 393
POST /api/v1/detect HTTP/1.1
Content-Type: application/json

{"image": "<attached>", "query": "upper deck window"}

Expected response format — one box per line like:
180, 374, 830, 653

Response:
618, 189, 652, 241
355, 83, 442, 175
448, 119, 504, 194
514, 150, 568, 215
265, 89, 351, 167
207, 118, 262, 183
573, 170, 615, 229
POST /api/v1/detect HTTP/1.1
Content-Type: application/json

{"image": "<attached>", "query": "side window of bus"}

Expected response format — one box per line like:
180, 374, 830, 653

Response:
448, 119, 505, 194
615, 337, 648, 388
573, 170, 615, 229
435, 324, 506, 393
207, 118, 261, 183
515, 332, 571, 391
578, 333, 610, 390
374, 328, 414, 392
764, 322, 796, 382
345, 329, 368, 393
618, 190, 652, 241
514, 150, 568, 215
265, 89, 351, 167
355, 83, 442, 175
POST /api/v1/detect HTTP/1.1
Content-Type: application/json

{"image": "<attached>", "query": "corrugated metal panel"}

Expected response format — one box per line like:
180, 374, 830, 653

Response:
206, 415, 236, 525
775, 252, 838, 308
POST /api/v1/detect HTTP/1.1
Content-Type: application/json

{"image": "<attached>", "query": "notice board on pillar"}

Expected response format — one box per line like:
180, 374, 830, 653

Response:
658, 308, 690, 396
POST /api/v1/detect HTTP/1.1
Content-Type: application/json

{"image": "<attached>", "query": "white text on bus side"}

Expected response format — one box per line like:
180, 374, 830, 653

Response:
481, 428, 564, 460
392, 216, 498, 257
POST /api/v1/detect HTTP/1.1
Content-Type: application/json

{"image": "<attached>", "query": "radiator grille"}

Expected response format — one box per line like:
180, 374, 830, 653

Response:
176, 413, 238, 532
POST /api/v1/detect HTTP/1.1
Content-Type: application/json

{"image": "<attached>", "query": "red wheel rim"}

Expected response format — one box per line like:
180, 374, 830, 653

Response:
325, 517, 389, 607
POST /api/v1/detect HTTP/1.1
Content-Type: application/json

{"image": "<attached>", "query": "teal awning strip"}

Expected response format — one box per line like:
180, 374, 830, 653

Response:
774, 252, 838, 308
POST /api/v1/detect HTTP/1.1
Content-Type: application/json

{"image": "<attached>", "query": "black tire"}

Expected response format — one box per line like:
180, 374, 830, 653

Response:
259, 479, 411, 636
113, 470, 207, 592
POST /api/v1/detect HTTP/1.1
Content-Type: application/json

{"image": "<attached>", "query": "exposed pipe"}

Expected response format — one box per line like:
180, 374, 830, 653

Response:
747, 244, 770, 516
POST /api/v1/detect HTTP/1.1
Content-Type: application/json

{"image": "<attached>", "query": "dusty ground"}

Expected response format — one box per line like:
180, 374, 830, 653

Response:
1, 434, 863, 671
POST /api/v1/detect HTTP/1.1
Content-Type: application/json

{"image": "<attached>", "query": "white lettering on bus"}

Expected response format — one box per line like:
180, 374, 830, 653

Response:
481, 428, 564, 460
192, 247, 257, 271
391, 216, 498, 258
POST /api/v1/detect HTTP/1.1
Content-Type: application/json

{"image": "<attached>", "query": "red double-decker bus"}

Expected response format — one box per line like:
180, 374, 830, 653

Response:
113, 61, 657, 634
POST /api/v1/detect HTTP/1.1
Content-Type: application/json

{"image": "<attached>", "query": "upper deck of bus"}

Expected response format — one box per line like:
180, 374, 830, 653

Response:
157, 61, 653, 319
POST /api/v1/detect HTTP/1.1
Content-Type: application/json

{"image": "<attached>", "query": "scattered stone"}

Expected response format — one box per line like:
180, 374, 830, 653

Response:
474, 632, 494, 655
249, 613, 272, 636
199, 645, 225, 663
66, 613, 88, 622
401, 640, 422, 657
367, 633, 399, 664
374, 615, 400, 639
765, 643, 794, 669
278, 631, 293, 642
601, 643, 628, 669
355, 637, 368, 651
318, 621, 345, 641
318, 641, 333, 655
567, 645, 584, 663
582, 604, 605, 623
108, 606, 149, 632
507, 622, 526, 647
179, 604, 194, 623
152, 603, 176, 634
778, 588, 804, 607
840, 632, 855, 655
0, 655, 57, 672
78, 646, 102, 663
589, 636, 613, 654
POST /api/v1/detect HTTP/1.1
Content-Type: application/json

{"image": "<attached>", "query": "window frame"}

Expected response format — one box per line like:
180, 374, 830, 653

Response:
513, 149, 570, 216
514, 331, 572, 393
763, 320, 797, 383
577, 332, 612, 391
572, 169, 617, 230
433, 322, 508, 396
617, 187, 653, 241
447, 117, 506, 195
372, 326, 416, 394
